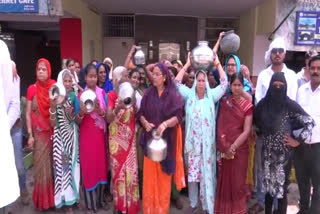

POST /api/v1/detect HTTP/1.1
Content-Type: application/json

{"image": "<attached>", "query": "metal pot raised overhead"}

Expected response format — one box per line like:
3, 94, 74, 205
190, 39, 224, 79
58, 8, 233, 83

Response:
49, 83, 66, 104
191, 41, 215, 71
80, 89, 96, 113
220, 30, 240, 55
133, 46, 146, 66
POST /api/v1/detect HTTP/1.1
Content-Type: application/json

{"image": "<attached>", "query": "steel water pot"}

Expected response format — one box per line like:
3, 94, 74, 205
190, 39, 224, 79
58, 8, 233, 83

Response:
191, 41, 214, 71
133, 46, 146, 65
220, 30, 240, 55
147, 130, 168, 162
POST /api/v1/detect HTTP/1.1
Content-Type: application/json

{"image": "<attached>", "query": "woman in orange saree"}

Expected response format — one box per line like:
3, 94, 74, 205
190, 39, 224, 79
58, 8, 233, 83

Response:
138, 63, 184, 214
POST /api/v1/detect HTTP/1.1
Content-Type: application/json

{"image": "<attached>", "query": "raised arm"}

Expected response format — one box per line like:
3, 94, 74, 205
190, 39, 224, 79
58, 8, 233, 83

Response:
176, 52, 191, 82
214, 52, 226, 82
145, 63, 155, 84
124, 45, 136, 69
213, 32, 225, 54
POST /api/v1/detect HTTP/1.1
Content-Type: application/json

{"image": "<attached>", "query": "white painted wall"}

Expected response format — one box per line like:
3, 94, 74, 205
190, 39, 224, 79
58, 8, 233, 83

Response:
103, 37, 135, 67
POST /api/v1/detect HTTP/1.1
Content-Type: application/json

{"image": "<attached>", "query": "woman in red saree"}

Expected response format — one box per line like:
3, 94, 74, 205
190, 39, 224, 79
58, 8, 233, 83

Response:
26, 58, 56, 210
107, 66, 140, 214
215, 72, 253, 214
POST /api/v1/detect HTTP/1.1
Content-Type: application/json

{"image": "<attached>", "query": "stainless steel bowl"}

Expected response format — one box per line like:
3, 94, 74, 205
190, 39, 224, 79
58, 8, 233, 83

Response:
80, 89, 96, 113
118, 82, 135, 108
49, 83, 66, 104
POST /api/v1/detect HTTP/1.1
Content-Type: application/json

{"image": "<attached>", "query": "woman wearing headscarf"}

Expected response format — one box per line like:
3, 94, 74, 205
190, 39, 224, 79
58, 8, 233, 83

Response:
97, 62, 113, 94
107, 66, 140, 214
26, 58, 56, 210
0, 40, 20, 210
51, 70, 80, 212
138, 62, 184, 214
215, 72, 253, 214
254, 72, 314, 214
57, 59, 83, 93
224, 54, 252, 101
175, 54, 227, 214
103, 57, 114, 80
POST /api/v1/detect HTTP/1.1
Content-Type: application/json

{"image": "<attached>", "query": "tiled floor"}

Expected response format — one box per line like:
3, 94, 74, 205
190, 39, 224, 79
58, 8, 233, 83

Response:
6, 170, 300, 214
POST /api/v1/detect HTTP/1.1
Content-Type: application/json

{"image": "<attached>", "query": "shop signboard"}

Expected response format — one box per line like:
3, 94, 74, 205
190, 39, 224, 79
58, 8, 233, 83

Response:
0, 0, 38, 13
295, 11, 320, 46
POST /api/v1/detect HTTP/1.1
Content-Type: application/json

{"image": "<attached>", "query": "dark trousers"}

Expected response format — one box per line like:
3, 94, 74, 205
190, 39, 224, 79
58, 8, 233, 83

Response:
264, 155, 292, 214
265, 193, 287, 214
294, 143, 320, 214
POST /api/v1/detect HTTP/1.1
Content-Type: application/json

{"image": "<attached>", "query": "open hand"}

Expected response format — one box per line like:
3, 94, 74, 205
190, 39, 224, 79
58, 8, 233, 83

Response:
219, 31, 226, 39
27, 137, 35, 150
144, 120, 155, 132
186, 52, 191, 67
284, 134, 300, 147
156, 123, 166, 137
66, 105, 74, 116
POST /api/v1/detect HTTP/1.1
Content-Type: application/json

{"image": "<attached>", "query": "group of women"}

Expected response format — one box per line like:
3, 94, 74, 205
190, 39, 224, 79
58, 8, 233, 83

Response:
24, 38, 314, 214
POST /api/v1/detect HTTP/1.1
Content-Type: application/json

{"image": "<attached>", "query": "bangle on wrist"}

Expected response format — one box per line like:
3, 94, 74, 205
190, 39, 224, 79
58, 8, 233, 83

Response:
78, 113, 84, 119
215, 61, 221, 67
49, 108, 56, 115
163, 121, 168, 128
28, 133, 33, 138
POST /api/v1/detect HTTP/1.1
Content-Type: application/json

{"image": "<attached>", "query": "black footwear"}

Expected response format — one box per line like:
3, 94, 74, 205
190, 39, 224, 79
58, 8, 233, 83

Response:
175, 197, 183, 210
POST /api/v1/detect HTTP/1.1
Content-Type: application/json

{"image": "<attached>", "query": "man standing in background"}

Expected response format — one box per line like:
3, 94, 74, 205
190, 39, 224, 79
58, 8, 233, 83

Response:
0, 40, 20, 213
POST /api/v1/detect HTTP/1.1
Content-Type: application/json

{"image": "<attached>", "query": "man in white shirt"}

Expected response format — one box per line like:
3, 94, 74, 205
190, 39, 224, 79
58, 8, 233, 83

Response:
8, 61, 29, 207
296, 50, 318, 88
250, 37, 298, 214
0, 40, 20, 212
255, 37, 298, 104
295, 55, 320, 214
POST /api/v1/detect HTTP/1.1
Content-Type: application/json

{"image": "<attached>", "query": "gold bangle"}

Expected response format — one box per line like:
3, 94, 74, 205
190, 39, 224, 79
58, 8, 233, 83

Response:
28, 133, 33, 138
215, 62, 221, 67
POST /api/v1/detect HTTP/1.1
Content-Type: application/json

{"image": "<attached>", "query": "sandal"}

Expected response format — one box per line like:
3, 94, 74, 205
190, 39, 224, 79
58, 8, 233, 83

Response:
248, 203, 264, 214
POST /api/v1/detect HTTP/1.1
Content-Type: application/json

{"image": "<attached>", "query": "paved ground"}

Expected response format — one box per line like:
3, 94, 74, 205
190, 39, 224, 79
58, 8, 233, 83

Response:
6, 169, 301, 214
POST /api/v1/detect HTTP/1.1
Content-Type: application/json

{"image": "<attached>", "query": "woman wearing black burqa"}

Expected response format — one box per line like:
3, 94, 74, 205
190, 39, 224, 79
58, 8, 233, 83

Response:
254, 72, 314, 214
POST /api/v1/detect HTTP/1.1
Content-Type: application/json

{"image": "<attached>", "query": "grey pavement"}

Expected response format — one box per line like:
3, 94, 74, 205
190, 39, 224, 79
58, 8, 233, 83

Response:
6, 169, 301, 214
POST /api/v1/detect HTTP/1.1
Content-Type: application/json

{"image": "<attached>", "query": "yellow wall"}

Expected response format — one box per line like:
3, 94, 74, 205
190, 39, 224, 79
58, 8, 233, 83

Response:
238, 7, 257, 73
239, 0, 277, 75
256, 0, 277, 34
62, 0, 103, 64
